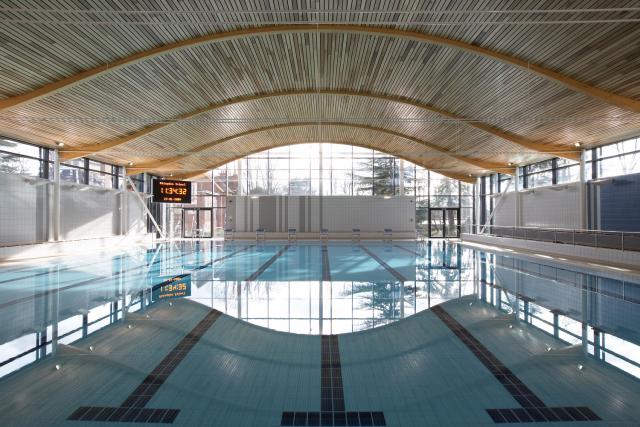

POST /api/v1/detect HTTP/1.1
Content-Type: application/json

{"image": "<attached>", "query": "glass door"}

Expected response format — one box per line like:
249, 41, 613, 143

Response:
198, 209, 212, 238
429, 208, 459, 238
444, 208, 460, 238
183, 209, 198, 238
428, 209, 444, 238
182, 208, 213, 238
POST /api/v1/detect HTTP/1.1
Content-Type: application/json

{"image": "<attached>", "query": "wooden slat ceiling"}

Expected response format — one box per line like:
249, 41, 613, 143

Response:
0, 1, 639, 180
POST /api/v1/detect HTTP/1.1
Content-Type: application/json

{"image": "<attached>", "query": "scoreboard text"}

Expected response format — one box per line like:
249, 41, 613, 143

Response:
152, 179, 192, 204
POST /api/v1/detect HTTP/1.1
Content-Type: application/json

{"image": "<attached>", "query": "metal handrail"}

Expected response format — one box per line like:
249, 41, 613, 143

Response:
470, 224, 640, 252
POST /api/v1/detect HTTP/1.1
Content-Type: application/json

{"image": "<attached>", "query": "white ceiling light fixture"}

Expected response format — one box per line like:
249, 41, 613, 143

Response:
56, 141, 64, 147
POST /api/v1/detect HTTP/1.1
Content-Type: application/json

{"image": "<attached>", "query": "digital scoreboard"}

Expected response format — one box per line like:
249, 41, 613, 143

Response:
152, 179, 191, 203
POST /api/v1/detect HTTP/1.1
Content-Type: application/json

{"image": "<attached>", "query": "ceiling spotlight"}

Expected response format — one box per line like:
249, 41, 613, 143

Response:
574, 142, 581, 147
55, 364, 61, 370
56, 142, 64, 147
88, 345, 94, 352
546, 346, 552, 352
169, 173, 174, 177
468, 174, 473, 177
508, 162, 513, 166
578, 364, 584, 371
508, 324, 513, 329
127, 324, 132, 329
128, 161, 134, 166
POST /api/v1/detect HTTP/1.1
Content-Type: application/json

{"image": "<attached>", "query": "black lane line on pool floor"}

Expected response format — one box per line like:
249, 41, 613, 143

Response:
322, 243, 331, 281
194, 244, 256, 270
281, 335, 385, 426
431, 305, 601, 424
358, 245, 407, 283
0, 245, 253, 370
68, 309, 222, 424
245, 244, 290, 281
392, 244, 423, 258
0, 244, 253, 310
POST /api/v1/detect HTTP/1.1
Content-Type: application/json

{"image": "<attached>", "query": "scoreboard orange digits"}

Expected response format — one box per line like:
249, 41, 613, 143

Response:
152, 179, 192, 204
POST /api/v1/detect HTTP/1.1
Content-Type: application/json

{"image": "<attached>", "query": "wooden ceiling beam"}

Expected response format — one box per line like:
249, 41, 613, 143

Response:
126, 121, 515, 176
1, 25, 638, 115
59, 89, 579, 162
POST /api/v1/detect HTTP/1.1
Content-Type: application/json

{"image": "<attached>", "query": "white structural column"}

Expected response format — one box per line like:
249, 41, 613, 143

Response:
475, 177, 481, 233
52, 148, 61, 241
399, 159, 405, 196
121, 166, 128, 235
514, 167, 521, 227
579, 150, 587, 229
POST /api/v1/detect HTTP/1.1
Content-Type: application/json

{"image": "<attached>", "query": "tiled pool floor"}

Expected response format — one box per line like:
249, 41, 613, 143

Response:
0, 296, 638, 426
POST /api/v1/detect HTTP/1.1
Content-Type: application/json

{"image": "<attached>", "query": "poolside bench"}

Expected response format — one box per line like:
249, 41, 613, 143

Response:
383, 228, 393, 241
288, 228, 297, 242
351, 228, 361, 241
256, 228, 266, 241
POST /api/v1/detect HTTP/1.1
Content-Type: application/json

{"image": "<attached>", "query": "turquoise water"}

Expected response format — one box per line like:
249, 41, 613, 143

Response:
0, 240, 638, 381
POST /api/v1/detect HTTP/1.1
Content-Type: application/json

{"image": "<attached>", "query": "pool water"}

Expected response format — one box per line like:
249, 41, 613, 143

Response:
1, 240, 639, 379
1, 240, 640, 426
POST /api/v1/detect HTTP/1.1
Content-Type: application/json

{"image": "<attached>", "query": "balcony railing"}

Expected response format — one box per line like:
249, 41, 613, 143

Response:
474, 225, 640, 252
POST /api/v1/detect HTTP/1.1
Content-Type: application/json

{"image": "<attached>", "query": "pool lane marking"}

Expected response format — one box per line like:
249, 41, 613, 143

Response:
392, 244, 423, 257
281, 334, 386, 426
0, 244, 254, 310
245, 244, 291, 281
193, 244, 256, 270
431, 305, 601, 424
358, 245, 408, 282
322, 243, 331, 281
68, 309, 222, 424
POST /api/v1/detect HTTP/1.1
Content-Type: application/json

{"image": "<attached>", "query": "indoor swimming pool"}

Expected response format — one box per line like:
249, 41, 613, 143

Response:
0, 240, 639, 426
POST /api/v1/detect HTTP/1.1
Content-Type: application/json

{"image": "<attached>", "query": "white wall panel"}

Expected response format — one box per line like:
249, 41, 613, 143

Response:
60, 183, 119, 240
494, 183, 581, 229
0, 173, 49, 244
227, 196, 415, 232
0, 172, 146, 245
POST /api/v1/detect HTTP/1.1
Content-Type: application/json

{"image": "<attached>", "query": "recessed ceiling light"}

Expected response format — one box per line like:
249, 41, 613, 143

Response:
128, 161, 134, 166
574, 142, 581, 147
56, 142, 64, 147
169, 173, 173, 177
508, 162, 513, 166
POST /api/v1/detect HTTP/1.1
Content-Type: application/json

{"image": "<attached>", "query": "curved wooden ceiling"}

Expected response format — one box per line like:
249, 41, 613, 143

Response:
0, 1, 639, 180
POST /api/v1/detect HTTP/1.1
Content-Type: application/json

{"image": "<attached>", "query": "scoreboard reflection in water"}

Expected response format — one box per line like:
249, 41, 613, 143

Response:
152, 179, 191, 203
152, 276, 191, 301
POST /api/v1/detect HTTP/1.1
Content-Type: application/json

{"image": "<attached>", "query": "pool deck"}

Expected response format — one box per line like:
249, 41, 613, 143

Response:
0, 297, 638, 426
